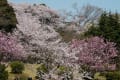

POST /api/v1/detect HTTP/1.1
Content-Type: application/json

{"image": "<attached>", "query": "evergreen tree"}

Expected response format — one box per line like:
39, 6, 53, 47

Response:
84, 12, 120, 69
84, 12, 120, 48
0, 64, 8, 80
0, 0, 17, 33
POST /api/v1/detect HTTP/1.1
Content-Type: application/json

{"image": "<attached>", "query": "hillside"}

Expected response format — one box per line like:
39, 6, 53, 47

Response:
9, 2, 103, 66
0, 1, 106, 79
10, 3, 74, 62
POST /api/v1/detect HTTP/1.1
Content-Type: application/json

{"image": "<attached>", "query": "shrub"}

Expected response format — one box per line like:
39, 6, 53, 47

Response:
37, 64, 48, 73
56, 65, 71, 75
103, 71, 120, 80
10, 61, 25, 74
36, 64, 49, 80
94, 72, 106, 80
0, 64, 8, 80
57, 66, 67, 75
55, 65, 73, 79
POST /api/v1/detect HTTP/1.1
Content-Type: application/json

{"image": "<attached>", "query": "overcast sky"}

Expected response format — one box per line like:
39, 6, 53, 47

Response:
8, 0, 120, 13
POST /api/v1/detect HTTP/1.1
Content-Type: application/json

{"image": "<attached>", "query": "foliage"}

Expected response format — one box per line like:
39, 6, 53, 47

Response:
94, 72, 106, 80
37, 63, 49, 73
0, 64, 8, 80
0, 0, 17, 33
84, 12, 120, 69
56, 65, 73, 80
57, 65, 68, 75
0, 32, 24, 61
70, 37, 118, 71
36, 63, 49, 80
10, 61, 25, 74
84, 12, 120, 48
7, 64, 39, 80
103, 71, 120, 80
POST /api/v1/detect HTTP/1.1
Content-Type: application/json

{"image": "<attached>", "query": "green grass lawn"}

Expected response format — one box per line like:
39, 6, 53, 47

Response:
6, 63, 40, 80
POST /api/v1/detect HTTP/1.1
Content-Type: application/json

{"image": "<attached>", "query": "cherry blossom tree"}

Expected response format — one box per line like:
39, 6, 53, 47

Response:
70, 37, 118, 71
0, 32, 24, 61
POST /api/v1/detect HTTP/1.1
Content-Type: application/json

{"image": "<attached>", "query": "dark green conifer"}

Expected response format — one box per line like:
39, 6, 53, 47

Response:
0, 0, 17, 33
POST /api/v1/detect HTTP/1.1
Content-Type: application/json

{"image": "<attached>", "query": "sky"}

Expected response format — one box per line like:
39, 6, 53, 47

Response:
8, 0, 120, 13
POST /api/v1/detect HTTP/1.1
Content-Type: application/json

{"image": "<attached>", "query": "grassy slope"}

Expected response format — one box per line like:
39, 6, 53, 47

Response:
6, 63, 40, 80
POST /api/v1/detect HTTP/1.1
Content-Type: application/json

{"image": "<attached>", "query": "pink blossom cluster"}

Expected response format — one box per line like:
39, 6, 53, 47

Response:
70, 37, 118, 71
0, 32, 24, 60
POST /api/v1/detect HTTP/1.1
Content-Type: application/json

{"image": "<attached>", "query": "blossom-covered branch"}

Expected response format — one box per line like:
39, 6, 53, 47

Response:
70, 37, 118, 71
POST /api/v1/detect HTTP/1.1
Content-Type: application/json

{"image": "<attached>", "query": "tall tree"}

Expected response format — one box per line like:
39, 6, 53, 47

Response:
84, 12, 120, 48
0, 0, 17, 33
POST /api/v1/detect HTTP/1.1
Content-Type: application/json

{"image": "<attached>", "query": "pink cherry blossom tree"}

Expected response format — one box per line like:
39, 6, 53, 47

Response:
70, 36, 118, 71
0, 32, 25, 61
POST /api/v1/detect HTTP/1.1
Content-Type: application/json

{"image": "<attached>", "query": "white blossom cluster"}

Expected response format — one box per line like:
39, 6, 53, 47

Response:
10, 3, 75, 61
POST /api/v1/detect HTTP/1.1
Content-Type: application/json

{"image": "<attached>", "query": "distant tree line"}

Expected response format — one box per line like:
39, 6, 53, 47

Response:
84, 12, 120, 49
